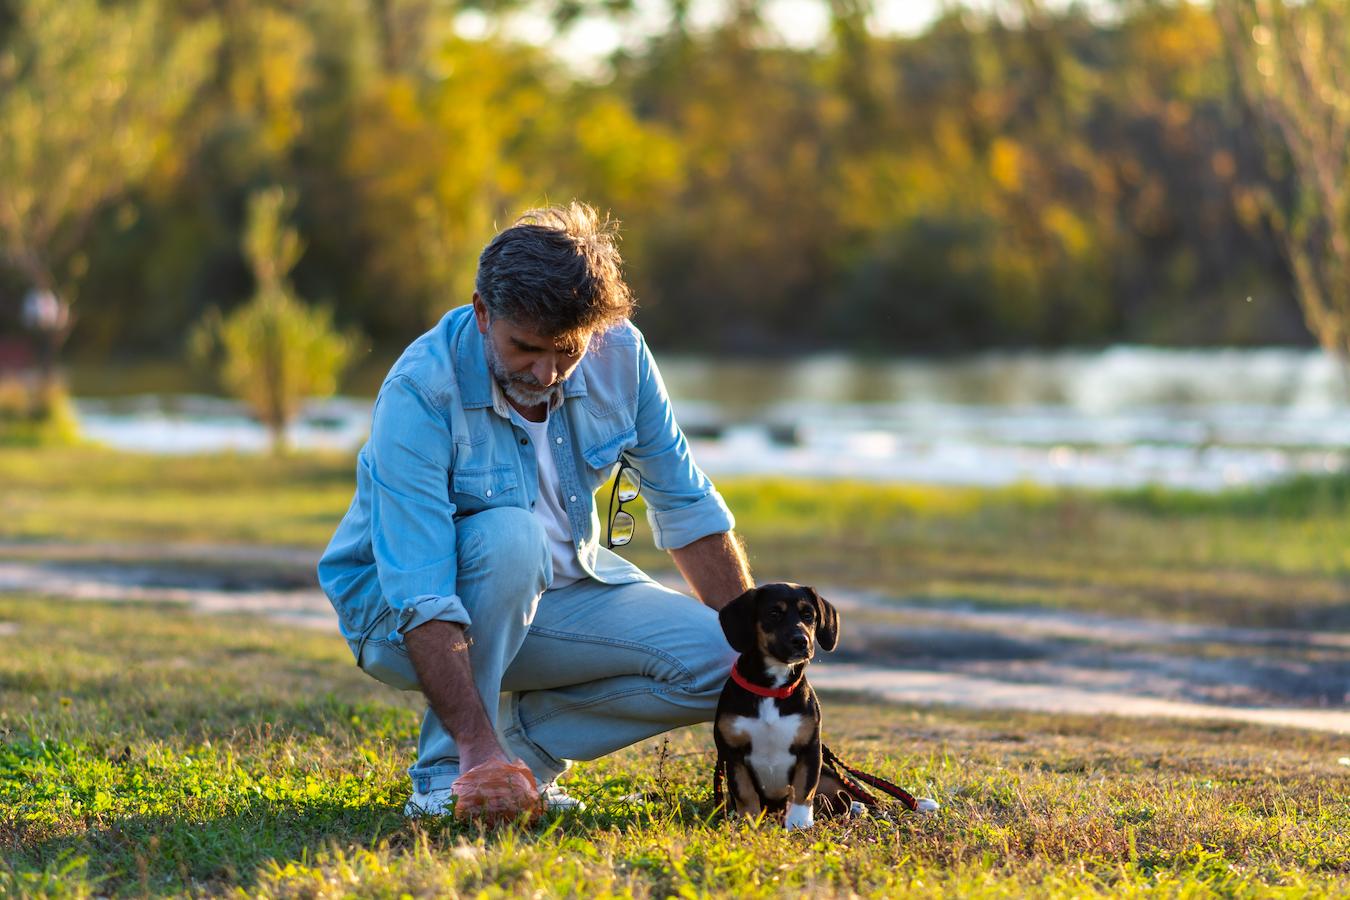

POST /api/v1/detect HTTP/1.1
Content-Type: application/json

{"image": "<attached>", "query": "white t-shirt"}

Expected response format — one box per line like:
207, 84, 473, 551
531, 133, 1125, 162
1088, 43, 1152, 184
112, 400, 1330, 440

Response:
513, 411, 587, 589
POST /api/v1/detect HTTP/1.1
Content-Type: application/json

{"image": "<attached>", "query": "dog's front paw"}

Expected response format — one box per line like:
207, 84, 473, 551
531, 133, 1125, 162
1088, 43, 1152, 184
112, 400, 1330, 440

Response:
784, 802, 815, 831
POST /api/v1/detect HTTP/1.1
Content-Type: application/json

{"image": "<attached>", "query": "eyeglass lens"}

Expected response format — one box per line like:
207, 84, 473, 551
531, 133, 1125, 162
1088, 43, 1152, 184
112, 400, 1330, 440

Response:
610, 510, 636, 546
617, 468, 641, 503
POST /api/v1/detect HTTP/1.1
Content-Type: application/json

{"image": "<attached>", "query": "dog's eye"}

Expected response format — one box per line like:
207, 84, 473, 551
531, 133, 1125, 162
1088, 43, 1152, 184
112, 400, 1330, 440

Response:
800, 608, 815, 623
764, 608, 782, 623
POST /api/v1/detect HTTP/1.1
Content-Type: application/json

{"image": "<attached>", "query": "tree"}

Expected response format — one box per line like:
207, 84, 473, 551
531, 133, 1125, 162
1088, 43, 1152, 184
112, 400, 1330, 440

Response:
1218, 0, 1350, 359
0, 0, 217, 413
190, 188, 356, 454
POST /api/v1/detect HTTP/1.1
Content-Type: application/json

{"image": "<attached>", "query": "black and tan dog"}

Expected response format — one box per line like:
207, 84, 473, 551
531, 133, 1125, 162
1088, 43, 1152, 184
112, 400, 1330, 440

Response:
713, 583, 838, 830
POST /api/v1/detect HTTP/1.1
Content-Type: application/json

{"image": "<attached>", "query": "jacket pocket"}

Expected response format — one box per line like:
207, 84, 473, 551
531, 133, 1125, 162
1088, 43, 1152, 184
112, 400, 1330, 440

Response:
582, 426, 637, 471
451, 464, 519, 513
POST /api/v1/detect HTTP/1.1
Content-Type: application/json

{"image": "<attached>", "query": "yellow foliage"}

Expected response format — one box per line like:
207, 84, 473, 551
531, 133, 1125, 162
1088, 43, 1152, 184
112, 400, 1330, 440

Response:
1043, 204, 1093, 260
573, 99, 684, 205
225, 9, 316, 153
989, 137, 1023, 192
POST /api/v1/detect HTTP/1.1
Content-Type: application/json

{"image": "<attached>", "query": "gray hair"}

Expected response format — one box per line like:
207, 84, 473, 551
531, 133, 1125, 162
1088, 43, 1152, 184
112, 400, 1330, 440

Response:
475, 202, 635, 340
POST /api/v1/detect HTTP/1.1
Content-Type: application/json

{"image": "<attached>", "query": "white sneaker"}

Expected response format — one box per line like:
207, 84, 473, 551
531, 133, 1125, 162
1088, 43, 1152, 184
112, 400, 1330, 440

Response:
404, 785, 454, 818
540, 780, 586, 812
403, 781, 586, 818
914, 797, 940, 814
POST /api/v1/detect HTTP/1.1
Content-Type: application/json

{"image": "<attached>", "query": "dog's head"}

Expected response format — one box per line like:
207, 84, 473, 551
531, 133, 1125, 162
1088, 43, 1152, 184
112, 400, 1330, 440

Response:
719, 583, 839, 665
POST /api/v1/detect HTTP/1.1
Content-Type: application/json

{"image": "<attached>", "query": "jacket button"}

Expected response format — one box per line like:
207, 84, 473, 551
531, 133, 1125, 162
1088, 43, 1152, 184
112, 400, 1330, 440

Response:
520, 438, 528, 445
555, 437, 563, 444
486, 489, 493, 497
569, 495, 577, 502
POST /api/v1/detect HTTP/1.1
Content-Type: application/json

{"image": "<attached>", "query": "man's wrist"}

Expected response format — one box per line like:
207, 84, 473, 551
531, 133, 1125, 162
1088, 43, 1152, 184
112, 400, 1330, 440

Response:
460, 738, 511, 774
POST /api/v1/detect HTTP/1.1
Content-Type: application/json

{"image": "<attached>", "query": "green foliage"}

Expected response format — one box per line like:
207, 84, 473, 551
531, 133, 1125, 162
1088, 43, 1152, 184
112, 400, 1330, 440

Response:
190, 188, 355, 453
0, 381, 82, 447
0, 0, 217, 299
1115, 471, 1350, 520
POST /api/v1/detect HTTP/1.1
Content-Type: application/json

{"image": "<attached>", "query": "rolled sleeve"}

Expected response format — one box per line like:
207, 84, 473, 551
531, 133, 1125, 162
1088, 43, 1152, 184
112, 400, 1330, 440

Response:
649, 489, 736, 550
392, 593, 470, 641
626, 333, 736, 550
367, 375, 470, 646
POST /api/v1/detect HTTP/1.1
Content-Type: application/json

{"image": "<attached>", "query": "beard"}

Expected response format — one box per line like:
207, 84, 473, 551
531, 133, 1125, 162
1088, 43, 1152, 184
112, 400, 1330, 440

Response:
483, 333, 565, 410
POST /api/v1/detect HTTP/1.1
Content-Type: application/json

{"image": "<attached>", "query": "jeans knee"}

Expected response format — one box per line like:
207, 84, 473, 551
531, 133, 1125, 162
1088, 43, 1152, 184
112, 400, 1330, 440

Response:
674, 622, 736, 698
457, 506, 550, 599
695, 647, 737, 697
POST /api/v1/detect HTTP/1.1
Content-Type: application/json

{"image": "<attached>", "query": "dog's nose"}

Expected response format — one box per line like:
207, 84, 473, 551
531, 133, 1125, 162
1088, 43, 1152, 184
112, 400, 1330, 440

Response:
791, 635, 809, 653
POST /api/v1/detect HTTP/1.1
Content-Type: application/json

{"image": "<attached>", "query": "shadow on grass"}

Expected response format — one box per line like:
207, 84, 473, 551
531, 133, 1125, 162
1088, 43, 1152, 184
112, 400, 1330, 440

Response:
7, 788, 701, 895
7, 799, 404, 893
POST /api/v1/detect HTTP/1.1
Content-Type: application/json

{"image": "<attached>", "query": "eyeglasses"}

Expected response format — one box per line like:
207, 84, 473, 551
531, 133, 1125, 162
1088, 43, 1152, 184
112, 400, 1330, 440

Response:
605, 463, 642, 549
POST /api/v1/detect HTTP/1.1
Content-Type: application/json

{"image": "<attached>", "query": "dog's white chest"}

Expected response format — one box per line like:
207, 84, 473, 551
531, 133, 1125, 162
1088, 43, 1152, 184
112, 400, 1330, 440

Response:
730, 699, 803, 799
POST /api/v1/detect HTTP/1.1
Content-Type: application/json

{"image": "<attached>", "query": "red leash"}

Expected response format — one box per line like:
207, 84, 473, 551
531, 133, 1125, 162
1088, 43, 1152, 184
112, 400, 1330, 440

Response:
821, 743, 921, 812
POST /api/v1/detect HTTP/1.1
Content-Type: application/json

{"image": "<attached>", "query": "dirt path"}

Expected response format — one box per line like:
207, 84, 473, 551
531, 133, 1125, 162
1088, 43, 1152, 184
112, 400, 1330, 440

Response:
0, 559, 334, 631
1, 543, 1346, 734
809, 664, 1350, 733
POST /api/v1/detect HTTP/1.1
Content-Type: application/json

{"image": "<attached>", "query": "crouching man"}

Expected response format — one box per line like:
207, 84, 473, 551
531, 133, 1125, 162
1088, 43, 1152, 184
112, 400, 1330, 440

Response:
318, 203, 752, 822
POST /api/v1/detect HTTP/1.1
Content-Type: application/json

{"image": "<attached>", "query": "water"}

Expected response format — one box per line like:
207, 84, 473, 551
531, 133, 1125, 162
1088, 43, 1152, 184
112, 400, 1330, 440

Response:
75, 347, 1350, 491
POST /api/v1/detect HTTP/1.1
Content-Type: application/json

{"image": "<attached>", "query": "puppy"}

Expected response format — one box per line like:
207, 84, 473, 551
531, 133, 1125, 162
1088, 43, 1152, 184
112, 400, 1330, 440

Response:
713, 583, 838, 830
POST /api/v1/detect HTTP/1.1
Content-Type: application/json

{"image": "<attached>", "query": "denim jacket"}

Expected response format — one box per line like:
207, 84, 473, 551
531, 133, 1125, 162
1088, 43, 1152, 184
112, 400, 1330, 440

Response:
317, 305, 735, 659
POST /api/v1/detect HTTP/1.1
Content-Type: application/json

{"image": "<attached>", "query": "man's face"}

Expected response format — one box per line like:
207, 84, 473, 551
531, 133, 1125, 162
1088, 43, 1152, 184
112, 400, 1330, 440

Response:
473, 294, 589, 411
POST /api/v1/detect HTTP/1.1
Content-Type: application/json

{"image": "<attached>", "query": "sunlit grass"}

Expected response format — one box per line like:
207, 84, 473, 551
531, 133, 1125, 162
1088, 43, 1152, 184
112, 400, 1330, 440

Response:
1, 597, 1346, 897
1, 448, 1347, 627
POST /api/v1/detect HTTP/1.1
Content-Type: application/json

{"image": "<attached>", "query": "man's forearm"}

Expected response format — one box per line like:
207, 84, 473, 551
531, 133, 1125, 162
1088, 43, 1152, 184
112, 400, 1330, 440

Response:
669, 530, 754, 611
402, 620, 507, 773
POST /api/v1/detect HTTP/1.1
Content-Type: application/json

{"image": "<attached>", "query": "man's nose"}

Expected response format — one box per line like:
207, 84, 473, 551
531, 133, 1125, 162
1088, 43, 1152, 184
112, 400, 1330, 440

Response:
533, 357, 558, 386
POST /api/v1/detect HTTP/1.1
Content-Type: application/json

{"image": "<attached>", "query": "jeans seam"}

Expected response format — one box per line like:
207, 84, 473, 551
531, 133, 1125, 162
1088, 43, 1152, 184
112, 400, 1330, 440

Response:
524, 626, 696, 687
514, 684, 679, 730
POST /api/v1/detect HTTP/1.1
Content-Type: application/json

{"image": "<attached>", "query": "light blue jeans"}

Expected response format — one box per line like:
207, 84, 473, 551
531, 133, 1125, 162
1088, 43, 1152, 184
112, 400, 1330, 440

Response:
356, 507, 737, 794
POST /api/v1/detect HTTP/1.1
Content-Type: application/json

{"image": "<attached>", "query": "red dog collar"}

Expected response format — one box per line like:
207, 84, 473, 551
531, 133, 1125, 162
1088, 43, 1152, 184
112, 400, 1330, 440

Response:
730, 658, 803, 699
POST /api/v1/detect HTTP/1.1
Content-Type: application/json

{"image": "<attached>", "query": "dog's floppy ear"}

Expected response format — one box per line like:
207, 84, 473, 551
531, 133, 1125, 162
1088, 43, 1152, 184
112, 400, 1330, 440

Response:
718, 588, 760, 653
810, 587, 840, 652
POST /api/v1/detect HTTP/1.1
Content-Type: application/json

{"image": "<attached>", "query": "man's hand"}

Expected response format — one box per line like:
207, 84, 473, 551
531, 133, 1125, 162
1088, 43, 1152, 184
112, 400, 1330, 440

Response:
669, 530, 754, 611
402, 620, 509, 776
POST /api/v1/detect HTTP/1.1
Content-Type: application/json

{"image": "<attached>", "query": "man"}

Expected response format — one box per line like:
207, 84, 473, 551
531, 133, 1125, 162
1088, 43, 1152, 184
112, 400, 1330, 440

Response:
318, 203, 753, 821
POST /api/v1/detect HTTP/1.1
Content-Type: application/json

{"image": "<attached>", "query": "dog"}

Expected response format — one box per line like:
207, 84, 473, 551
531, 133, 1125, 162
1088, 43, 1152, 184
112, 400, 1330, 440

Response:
713, 583, 838, 830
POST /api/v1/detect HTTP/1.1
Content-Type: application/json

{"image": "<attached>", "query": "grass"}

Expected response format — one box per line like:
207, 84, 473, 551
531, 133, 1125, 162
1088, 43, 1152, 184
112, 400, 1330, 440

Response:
2, 448, 1347, 627
1, 597, 1346, 897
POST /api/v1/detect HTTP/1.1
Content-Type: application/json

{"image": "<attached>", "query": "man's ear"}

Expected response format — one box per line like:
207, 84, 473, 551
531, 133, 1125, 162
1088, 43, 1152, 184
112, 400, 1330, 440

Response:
718, 588, 760, 653
472, 292, 490, 334
811, 588, 840, 652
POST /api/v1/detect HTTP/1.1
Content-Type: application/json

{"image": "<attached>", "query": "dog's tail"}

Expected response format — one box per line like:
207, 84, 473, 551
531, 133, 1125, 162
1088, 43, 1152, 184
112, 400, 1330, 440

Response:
820, 743, 921, 812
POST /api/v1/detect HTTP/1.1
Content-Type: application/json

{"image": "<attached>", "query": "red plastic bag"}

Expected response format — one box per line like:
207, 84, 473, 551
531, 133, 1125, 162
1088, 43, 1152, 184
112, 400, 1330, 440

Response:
451, 758, 542, 825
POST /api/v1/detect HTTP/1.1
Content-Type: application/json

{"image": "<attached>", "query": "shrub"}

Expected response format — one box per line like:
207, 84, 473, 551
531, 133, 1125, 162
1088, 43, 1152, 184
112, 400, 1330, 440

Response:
190, 188, 356, 454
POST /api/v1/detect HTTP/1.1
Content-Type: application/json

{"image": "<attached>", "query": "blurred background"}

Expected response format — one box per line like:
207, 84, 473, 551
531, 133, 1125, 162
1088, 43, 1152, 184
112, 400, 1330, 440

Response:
0, 0, 1347, 495
0, 0, 1347, 729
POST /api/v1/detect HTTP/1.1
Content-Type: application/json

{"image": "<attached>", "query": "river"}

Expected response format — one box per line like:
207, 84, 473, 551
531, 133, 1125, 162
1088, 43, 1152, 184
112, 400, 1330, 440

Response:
74, 346, 1349, 491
